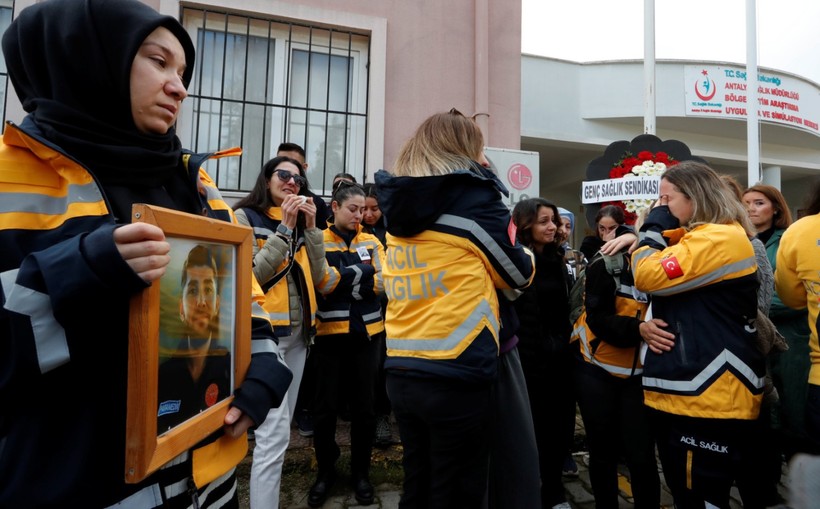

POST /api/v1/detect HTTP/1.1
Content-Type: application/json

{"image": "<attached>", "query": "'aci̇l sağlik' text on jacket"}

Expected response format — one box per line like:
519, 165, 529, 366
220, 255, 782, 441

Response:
374, 165, 535, 384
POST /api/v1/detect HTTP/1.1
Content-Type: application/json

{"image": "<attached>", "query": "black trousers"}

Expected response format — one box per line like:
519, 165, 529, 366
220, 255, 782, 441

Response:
735, 397, 784, 509
651, 409, 755, 509
373, 333, 392, 415
486, 347, 542, 509
573, 360, 659, 509
804, 383, 820, 453
387, 373, 492, 509
520, 349, 576, 508
312, 333, 380, 477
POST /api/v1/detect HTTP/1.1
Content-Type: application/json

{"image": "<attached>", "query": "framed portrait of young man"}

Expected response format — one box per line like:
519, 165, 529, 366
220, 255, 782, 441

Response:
125, 204, 253, 483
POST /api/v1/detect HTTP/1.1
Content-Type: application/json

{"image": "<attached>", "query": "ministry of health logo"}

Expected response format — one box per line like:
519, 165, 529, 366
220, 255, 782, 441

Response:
694, 69, 717, 101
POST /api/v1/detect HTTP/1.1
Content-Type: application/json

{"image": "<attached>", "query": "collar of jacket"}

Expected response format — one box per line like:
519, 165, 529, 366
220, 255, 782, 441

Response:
265, 206, 284, 221
374, 163, 508, 236
329, 223, 363, 243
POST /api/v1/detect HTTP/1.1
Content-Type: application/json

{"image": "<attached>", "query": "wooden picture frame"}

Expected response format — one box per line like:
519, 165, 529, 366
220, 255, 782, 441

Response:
125, 204, 253, 483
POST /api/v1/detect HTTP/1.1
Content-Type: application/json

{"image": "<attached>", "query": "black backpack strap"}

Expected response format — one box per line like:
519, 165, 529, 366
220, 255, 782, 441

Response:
600, 251, 626, 276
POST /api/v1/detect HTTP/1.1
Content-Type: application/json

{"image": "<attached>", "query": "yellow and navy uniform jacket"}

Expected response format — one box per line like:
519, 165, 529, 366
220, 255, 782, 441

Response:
763, 228, 805, 320
236, 207, 318, 338
775, 214, 820, 386
374, 166, 535, 383
632, 205, 764, 420
0, 120, 292, 508
571, 251, 649, 378
314, 223, 385, 338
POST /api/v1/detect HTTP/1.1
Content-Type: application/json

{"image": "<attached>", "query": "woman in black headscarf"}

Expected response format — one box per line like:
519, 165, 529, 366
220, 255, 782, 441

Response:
0, 1, 292, 507
2, 0, 201, 221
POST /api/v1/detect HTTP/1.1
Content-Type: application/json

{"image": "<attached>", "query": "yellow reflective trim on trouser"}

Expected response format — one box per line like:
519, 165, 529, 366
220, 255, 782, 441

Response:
686, 449, 693, 490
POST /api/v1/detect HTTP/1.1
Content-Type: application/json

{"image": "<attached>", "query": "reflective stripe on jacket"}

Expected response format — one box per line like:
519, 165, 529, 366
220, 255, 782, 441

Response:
374, 167, 535, 383
383, 216, 534, 381
314, 224, 385, 337
571, 257, 648, 378
237, 207, 318, 333
0, 121, 290, 506
632, 216, 764, 420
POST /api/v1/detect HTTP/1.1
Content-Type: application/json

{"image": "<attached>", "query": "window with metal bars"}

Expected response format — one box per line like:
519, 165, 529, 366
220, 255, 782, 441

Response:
0, 2, 14, 127
178, 7, 370, 197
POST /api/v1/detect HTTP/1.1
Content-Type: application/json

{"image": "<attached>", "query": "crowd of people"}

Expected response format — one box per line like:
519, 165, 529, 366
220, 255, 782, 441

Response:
1, 1, 820, 509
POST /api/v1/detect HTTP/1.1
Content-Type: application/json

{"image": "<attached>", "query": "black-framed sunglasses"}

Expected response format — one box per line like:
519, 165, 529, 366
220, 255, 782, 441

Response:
272, 169, 307, 188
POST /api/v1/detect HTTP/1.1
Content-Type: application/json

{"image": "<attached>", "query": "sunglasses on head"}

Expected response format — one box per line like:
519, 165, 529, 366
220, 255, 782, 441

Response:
272, 169, 307, 188
332, 179, 362, 192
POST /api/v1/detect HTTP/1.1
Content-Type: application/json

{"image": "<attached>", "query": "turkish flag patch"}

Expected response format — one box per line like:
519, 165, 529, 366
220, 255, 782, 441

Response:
507, 219, 518, 245
661, 256, 684, 279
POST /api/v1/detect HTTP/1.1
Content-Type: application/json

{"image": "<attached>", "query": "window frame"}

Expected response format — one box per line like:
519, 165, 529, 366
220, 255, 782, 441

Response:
178, 7, 371, 195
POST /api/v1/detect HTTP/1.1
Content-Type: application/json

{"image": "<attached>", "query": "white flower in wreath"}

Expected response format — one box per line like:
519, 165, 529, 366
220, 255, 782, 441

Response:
624, 198, 655, 214
624, 167, 661, 213
632, 161, 666, 177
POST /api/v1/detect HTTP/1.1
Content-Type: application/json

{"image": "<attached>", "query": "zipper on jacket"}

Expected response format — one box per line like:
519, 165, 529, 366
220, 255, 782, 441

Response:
676, 321, 686, 365
187, 478, 201, 509
630, 310, 642, 376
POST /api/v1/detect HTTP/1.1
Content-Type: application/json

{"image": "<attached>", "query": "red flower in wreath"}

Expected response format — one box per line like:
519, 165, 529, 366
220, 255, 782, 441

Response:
605, 151, 677, 224
584, 135, 704, 228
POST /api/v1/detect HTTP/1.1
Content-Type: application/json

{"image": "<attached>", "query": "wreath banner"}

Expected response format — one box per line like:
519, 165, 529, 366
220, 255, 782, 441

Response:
581, 175, 661, 204
582, 134, 705, 226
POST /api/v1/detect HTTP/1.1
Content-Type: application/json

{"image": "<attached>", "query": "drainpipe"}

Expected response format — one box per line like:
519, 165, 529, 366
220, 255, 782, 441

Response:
746, 0, 761, 186
475, 0, 490, 142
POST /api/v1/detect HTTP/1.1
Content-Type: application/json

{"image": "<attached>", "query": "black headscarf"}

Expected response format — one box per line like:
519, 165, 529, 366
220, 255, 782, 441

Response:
2, 0, 200, 221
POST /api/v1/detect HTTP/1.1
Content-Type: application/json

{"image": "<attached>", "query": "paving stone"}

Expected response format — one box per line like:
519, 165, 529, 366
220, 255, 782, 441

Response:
260, 409, 796, 509
564, 479, 596, 504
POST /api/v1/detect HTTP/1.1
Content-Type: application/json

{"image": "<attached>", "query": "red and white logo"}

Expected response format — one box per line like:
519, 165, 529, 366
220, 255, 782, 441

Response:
661, 256, 684, 279
507, 163, 532, 191
694, 70, 717, 101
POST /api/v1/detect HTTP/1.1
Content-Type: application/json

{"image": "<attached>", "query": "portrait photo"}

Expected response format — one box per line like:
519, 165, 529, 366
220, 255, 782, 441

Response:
156, 239, 237, 434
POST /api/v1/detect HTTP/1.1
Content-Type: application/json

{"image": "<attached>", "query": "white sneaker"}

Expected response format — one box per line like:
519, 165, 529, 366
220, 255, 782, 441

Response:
551, 502, 572, 509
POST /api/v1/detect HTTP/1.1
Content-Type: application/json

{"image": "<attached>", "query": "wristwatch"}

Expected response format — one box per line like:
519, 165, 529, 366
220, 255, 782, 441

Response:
276, 223, 293, 238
